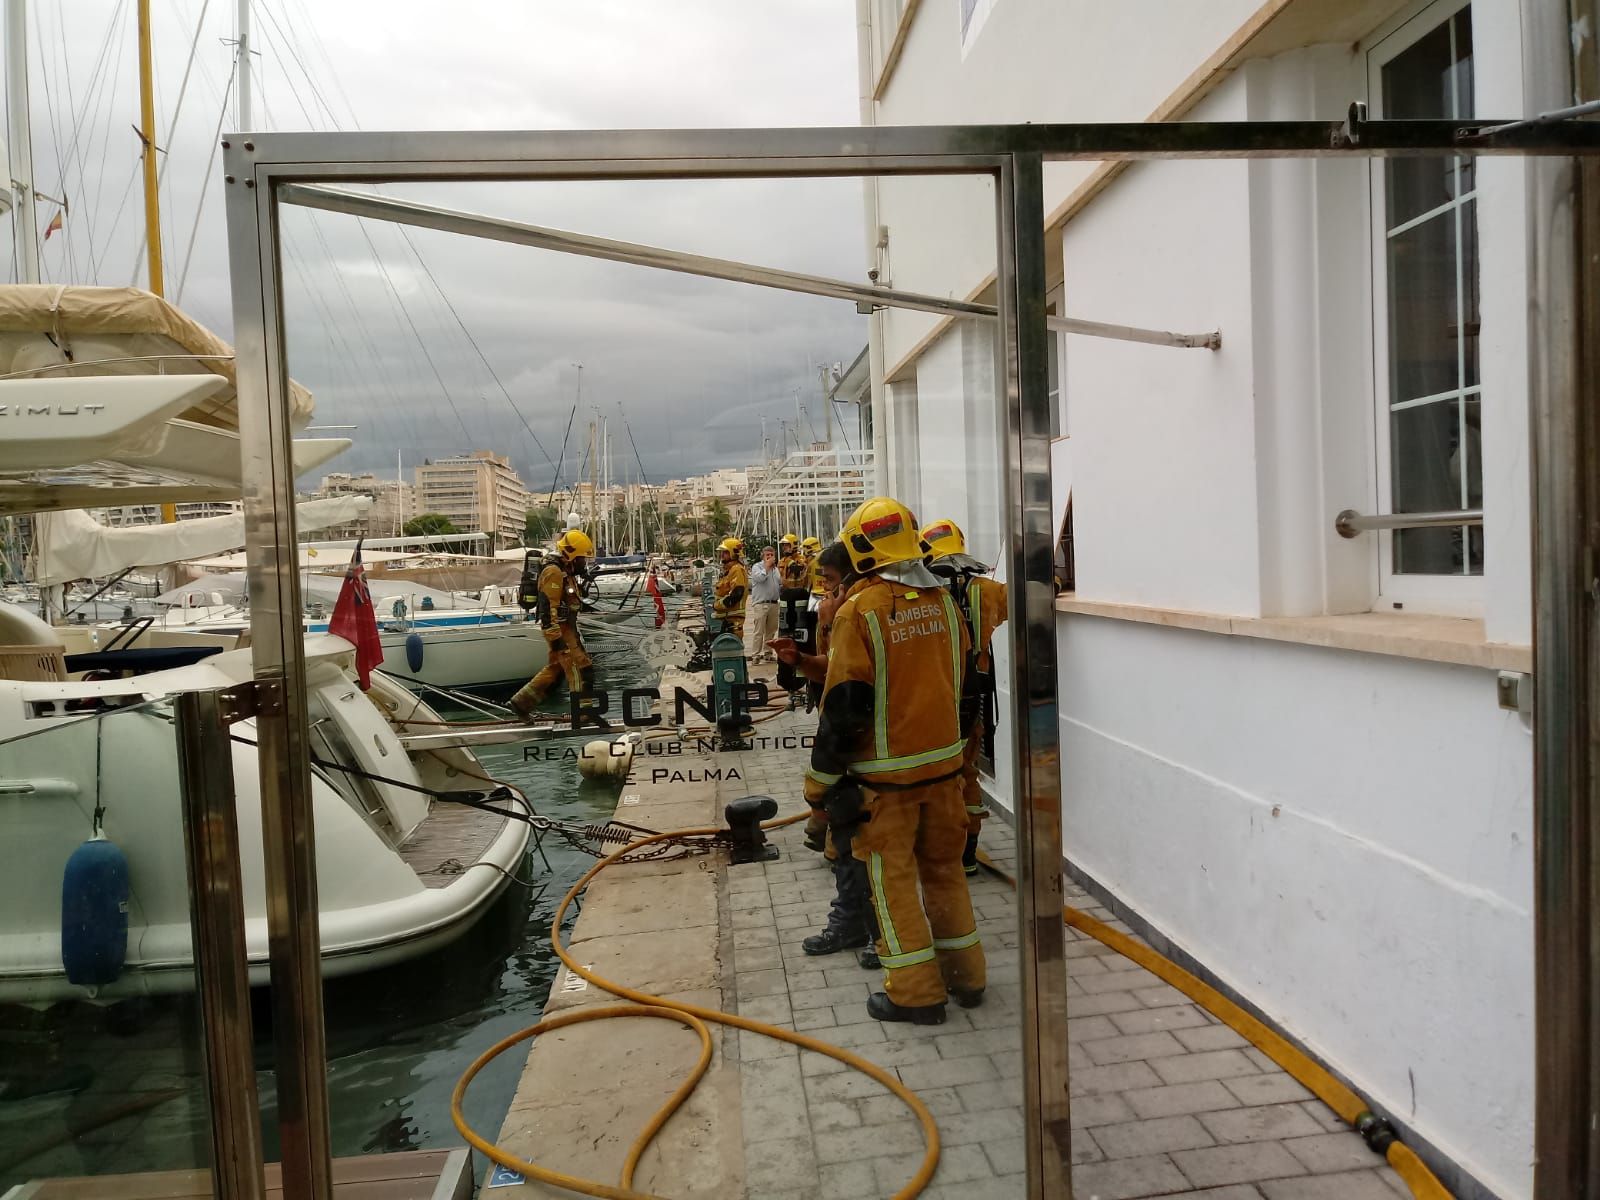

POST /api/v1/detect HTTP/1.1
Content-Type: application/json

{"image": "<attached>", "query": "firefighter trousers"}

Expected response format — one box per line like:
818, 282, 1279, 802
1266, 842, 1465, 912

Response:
512, 642, 593, 707
852, 775, 985, 1007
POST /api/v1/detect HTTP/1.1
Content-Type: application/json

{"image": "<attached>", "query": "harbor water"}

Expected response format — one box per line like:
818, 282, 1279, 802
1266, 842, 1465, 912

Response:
0, 626, 661, 1190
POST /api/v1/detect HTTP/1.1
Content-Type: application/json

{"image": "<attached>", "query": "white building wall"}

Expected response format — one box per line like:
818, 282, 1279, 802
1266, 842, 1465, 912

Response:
867, 1, 1542, 1196
1058, 618, 1533, 1198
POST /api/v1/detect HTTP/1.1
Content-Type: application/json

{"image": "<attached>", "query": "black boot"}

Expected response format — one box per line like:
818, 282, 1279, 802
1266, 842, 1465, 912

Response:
802, 926, 868, 956
802, 826, 827, 854
962, 832, 980, 875
857, 945, 880, 970
950, 987, 985, 1009
867, 992, 946, 1025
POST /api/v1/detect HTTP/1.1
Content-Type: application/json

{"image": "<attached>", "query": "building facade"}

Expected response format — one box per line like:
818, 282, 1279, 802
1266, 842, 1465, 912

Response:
311, 473, 416, 541
414, 451, 530, 549
860, 2, 1537, 1196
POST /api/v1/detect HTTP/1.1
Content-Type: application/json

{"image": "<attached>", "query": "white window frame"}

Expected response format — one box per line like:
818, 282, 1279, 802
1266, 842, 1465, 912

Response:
1364, 0, 1482, 616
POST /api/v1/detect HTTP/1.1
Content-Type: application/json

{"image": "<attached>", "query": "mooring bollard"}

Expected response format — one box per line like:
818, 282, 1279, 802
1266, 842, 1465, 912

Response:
724, 795, 780, 865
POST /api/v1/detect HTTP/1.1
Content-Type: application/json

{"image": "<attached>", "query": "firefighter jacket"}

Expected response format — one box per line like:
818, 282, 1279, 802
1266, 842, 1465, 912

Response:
806, 574, 970, 799
954, 575, 1007, 675
535, 562, 585, 650
713, 560, 748, 617
779, 552, 810, 596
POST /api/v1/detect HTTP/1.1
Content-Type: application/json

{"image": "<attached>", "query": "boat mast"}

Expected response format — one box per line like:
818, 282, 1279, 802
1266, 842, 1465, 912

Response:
136, 0, 164, 296
235, 0, 251, 129
5, 0, 39, 284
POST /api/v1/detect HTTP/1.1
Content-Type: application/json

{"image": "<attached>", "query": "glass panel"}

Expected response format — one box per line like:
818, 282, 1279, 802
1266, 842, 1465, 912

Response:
1386, 213, 1459, 405
270, 171, 1028, 1196
1462, 196, 1481, 389
0, 702, 214, 1191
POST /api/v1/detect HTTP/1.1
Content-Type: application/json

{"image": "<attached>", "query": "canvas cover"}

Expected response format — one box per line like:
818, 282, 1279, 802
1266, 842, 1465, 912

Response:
0, 284, 314, 430
30, 495, 372, 584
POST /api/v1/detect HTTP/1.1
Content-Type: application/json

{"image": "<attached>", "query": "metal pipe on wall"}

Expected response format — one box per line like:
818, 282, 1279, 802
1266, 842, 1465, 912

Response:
1526, 0, 1600, 1195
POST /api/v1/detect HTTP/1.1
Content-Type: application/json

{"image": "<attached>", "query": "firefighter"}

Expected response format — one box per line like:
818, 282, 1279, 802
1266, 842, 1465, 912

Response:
776, 533, 811, 695
922, 519, 1008, 875
801, 535, 823, 590
805, 496, 984, 1024
712, 537, 749, 640
509, 529, 595, 719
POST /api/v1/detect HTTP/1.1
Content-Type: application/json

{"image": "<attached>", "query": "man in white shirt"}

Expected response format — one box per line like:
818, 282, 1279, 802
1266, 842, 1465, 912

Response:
744, 545, 781, 661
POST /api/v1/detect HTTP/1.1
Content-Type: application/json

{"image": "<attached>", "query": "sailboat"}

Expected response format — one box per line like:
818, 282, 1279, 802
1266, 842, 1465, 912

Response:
0, 4, 529, 1001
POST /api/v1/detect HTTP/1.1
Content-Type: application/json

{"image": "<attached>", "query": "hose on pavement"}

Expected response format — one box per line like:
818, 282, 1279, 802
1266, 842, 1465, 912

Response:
449, 812, 943, 1200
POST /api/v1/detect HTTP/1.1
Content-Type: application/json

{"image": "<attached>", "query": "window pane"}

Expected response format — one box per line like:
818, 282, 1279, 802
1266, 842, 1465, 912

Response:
1387, 213, 1458, 404
1381, 13, 1474, 228
1392, 400, 1461, 515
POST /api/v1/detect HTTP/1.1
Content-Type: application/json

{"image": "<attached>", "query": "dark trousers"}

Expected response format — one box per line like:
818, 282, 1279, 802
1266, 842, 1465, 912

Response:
825, 819, 879, 942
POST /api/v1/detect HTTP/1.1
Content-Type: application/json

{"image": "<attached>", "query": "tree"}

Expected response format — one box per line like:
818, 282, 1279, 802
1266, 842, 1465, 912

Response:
403, 513, 459, 537
524, 506, 562, 545
705, 498, 733, 539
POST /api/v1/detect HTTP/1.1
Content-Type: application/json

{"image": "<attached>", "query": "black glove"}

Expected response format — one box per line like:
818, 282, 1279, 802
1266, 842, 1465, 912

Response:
824, 780, 866, 829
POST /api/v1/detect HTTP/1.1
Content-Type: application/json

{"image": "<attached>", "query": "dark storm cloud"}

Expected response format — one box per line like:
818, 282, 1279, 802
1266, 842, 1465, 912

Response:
14, 1, 867, 486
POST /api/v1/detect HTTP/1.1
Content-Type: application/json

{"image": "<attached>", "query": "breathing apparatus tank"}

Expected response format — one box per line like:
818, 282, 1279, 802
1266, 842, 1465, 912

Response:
60, 829, 130, 988
518, 550, 541, 613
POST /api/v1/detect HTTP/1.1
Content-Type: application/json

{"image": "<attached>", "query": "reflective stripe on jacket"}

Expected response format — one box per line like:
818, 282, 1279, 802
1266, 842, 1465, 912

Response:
962, 576, 1007, 674
807, 574, 970, 789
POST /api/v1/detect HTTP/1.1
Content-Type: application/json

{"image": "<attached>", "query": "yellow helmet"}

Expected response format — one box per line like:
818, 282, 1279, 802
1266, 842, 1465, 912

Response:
841, 496, 924, 574
557, 529, 594, 559
780, 532, 798, 548
920, 519, 966, 559
718, 537, 742, 556
801, 536, 822, 553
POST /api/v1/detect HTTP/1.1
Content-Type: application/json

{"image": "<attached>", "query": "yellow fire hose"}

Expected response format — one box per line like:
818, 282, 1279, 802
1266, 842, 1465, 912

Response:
450, 812, 943, 1200
448, 807, 1452, 1200
973, 850, 1452, 1200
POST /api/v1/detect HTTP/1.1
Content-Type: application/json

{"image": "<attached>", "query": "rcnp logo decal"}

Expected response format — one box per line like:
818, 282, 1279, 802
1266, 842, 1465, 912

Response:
923, 523, 955, 543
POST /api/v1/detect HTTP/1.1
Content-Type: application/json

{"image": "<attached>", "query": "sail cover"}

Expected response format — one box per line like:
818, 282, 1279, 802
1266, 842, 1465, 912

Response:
0, 284, 314, 431
30, 495, 373, 584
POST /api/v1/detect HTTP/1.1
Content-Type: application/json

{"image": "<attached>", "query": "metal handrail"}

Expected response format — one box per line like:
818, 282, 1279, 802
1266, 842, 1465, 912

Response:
0, 353, 234, 381
1335, 507, 1484, 538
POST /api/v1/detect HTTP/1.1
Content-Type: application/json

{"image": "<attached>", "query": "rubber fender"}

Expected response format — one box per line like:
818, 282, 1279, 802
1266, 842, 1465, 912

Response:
61, 835, 130, 987
405, 632, 425, 673
577, 738, 634, 780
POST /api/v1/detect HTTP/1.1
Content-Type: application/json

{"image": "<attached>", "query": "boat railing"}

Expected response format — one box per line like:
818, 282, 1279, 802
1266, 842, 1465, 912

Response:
0, 353, 234, 381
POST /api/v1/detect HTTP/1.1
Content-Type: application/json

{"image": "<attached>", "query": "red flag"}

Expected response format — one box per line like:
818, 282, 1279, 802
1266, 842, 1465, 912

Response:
646, 571, 666, 628
43, 210, 62, 241
329, 539, 384, 689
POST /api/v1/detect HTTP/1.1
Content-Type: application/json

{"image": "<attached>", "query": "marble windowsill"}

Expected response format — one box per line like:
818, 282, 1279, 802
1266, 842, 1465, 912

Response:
1055, 595, 1533, 674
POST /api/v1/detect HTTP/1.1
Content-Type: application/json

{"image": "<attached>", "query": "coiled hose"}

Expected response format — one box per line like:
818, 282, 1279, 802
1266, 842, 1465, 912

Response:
449, 809, 1451, 1199
449, 812, 944, 1200
973, 850, 1453, 1200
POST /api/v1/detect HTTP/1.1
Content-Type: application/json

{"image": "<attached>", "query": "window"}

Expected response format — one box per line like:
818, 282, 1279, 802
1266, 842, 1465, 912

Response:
1369, 2, 1481, 606
1046, 290, 1065, 440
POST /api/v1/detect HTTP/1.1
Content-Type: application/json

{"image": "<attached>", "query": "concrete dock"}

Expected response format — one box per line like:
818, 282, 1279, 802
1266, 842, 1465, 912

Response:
485, 654, 1413, 1199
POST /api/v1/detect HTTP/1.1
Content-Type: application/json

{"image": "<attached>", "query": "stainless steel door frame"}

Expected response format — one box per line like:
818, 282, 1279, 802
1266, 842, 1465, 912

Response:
222, 119, 1600, 1199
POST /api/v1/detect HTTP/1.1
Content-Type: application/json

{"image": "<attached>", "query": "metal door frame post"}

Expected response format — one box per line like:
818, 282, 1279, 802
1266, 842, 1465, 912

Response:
222, 119, 1600, 1200
174, 687, 267, 1200
1527, 1, 1600, 1195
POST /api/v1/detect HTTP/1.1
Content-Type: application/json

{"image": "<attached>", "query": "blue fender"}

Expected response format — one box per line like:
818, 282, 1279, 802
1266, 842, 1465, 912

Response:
405, 632, 425, 673
61, 835, 130, 987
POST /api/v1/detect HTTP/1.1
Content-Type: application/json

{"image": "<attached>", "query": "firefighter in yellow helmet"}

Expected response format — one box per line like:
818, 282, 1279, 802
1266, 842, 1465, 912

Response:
922, 519, 1008, 875
776, 533, 810, 696
712, 537, 749, 640
509, 529, 595, 719
804, 496, 984, 1024
801, 535, 824, 593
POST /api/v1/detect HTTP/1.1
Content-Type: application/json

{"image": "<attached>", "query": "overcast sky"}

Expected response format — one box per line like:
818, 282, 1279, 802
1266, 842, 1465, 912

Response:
8, 0, 868, 491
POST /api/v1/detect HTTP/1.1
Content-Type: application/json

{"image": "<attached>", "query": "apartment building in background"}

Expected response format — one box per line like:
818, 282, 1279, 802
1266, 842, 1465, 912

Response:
311, 473, 416, 541
414, 451, 530, 548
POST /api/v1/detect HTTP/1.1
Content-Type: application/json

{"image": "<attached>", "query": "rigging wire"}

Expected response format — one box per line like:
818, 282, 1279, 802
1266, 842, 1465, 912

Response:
128, 0, 212, 288
259, 0, 556, 477
34, 9, 77, 282
174, 54, 237, 305
53, 0, 127, 280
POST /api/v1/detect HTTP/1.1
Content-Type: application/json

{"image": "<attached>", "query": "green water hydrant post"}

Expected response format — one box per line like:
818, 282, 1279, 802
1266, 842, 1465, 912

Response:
711, 632, 751, 751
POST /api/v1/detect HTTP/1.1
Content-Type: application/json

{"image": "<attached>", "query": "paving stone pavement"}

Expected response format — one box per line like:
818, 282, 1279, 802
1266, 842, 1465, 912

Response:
720, 713, 1412, 1200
